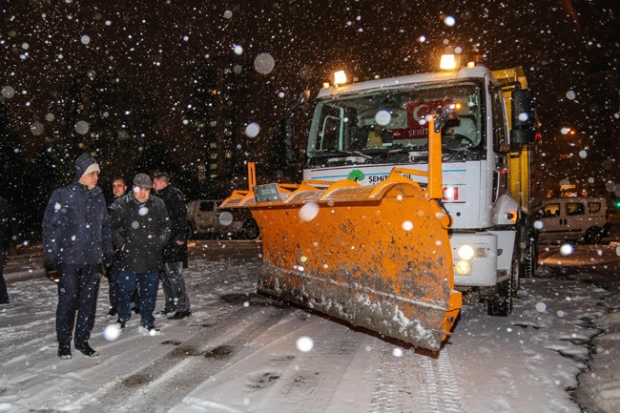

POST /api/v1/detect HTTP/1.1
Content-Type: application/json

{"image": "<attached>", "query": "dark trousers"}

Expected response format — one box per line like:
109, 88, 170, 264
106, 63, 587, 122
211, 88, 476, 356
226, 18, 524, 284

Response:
104, 261, 120, 309
0, 249, 8, 304
160, 261, 190, 312
104, 261, 139, 311
56, 263, 101, 345
117, 271, 159, 328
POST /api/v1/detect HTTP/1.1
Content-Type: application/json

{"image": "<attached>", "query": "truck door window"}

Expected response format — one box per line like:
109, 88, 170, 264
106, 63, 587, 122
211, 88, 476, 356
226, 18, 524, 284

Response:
490, 87, 507, 153
320, 115, 342, 151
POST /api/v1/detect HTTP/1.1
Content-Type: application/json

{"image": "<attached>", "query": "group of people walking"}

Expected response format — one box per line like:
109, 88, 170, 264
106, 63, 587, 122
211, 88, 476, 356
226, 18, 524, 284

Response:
42, 153, 191, 360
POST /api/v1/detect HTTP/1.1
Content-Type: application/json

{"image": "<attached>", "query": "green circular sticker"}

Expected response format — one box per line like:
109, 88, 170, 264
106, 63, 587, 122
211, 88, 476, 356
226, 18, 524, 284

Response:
348, 170, 365, 182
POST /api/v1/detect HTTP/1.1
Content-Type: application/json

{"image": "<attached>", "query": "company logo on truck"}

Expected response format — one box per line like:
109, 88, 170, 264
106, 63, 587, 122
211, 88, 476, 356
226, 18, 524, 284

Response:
348, 169, 465, 201
348, 170, 365, 182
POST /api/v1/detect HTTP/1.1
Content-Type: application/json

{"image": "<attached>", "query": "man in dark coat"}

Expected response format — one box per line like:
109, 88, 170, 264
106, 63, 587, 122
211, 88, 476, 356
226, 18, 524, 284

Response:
0, 196, 22, 304
104, 177, 139, 319
110, 173, 170, 334
42, 153, 114, 359
152, 172, 191, 320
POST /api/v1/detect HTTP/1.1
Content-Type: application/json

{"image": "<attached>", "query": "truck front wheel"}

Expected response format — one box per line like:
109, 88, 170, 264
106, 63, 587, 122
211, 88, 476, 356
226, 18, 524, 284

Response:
522, 231, 539, 278
487, 242, 519, 316
487, 279, 512, 316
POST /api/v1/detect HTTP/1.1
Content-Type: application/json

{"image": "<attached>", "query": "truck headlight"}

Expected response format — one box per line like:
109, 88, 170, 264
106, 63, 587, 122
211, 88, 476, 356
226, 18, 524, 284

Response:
456, 260, 471, 275
457, 245, 475, 261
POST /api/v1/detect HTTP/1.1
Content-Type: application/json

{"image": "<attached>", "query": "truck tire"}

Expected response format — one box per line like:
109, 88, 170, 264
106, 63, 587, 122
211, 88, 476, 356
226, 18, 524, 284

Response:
487, 234, 520, 316
242, 220, 260, 240
584, 226, 602, 245
487, 279, 512, 316
186, 222, 195, 240
521, 231, 538, 278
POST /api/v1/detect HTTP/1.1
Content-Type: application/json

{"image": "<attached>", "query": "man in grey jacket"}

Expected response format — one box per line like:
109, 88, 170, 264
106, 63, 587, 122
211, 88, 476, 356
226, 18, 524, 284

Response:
110, 173, 170, 334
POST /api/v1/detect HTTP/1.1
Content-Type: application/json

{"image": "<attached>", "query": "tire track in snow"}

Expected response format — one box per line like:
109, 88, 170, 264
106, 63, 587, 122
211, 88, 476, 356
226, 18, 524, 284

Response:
71, 302, 298, 413
247, 316, 363, 413
5, 299, 258, 412
422, 348, 467, 413
368, 343, 422, 413
367, 345, 466, 413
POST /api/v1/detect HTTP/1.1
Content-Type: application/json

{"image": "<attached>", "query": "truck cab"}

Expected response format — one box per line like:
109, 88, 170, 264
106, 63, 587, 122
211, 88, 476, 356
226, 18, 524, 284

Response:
300, 63, 539, 315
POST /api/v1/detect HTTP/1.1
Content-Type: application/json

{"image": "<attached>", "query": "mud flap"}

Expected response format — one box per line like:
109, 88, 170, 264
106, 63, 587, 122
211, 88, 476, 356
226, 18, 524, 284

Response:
223, 171, 461, 351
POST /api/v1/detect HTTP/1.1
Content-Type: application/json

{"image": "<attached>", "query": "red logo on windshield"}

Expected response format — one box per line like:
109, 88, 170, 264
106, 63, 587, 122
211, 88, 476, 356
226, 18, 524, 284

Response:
392, 100, 454, 141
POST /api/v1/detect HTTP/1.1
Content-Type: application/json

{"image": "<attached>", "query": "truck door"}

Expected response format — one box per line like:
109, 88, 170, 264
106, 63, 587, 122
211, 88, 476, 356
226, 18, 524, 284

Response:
490, 86, 509, 204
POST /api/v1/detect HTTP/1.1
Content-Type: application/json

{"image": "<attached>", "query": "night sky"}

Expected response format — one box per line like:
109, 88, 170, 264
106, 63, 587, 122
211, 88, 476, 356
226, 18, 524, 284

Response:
2, 0, 620, 190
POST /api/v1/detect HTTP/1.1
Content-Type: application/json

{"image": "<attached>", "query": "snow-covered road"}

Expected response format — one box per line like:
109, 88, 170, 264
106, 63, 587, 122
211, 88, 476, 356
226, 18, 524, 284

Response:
1, 242, 619, 413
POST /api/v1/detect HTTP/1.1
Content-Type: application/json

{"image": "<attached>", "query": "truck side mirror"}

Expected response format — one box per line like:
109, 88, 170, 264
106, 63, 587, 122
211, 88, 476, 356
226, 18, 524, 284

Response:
281, 90, 311, 164
510, 89, 536, 145
283, 118, 295, 163
291, 90, 310, 111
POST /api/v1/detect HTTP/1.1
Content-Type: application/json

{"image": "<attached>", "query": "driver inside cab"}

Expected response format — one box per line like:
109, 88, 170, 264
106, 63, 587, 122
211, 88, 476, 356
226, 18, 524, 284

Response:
366, 126, 393, 148
442, 126, 467, 149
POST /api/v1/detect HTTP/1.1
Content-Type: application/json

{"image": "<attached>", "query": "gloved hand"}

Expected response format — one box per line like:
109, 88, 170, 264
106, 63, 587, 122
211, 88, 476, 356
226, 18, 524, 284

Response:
103, 253, 114, 268
45, 259, 59, 271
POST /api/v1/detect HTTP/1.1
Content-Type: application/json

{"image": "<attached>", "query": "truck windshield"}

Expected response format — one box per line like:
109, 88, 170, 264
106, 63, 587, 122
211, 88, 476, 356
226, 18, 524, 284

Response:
307, 82, 483, 160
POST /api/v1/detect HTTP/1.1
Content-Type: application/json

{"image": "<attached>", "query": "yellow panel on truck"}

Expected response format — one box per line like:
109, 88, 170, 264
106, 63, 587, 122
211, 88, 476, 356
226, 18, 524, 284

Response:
493, 67, 534, 211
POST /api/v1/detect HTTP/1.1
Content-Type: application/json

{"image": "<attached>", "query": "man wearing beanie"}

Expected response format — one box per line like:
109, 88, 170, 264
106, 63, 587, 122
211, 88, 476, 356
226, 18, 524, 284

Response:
110, 173, 170, 335
42, 152, 114, 360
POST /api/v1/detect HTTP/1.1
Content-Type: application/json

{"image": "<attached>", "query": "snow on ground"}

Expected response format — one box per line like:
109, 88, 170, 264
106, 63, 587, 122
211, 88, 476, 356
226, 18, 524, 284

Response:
0, 246, 619, 413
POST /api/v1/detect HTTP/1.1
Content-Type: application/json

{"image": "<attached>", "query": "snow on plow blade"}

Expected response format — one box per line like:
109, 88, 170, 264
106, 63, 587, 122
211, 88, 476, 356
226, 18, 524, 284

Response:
222, 168, 462, 351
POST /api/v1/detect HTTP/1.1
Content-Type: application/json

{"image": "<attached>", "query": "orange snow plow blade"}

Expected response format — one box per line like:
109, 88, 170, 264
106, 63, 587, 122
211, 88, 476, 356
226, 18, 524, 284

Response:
222, 172, 461, 351
222, 118, 461, 351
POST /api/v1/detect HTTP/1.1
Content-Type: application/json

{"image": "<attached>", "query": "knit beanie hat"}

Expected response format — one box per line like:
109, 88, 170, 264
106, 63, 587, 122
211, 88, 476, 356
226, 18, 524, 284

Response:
74, 153, 100, 180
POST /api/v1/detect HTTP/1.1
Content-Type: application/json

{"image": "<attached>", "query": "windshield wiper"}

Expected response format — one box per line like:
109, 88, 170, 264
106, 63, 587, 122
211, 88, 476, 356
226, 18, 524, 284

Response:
312, 150, 373, 159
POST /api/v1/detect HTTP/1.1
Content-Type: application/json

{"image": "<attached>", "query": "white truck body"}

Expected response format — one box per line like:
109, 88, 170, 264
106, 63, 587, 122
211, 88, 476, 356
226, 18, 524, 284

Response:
300, 64, 538, 313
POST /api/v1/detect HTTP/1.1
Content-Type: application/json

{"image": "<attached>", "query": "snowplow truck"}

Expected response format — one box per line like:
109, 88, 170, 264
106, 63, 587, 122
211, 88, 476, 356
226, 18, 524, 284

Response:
221, 63, 539, 351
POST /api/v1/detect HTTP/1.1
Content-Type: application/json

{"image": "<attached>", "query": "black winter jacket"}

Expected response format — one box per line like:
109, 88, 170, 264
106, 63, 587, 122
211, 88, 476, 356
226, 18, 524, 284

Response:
155, 185, 188, 263
110, 193, 171, 273
42, 183, 113, 266
0, 197, 20, 251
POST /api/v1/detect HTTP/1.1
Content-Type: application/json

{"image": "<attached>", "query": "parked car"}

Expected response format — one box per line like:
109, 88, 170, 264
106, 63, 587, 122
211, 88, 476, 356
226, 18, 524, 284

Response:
186, 199, 260, 240
535, 197, 610, 244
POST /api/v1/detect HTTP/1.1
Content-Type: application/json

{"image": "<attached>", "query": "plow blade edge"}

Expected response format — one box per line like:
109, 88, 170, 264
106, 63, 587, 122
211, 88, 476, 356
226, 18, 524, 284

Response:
222, 173, 462, 351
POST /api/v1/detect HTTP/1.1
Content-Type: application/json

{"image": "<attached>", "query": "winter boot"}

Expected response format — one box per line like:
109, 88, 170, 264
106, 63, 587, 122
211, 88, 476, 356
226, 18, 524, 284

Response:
168, 309, 192, 320
75, 342, 99, 358
58, 343, 72, 360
